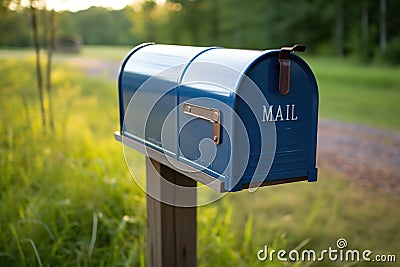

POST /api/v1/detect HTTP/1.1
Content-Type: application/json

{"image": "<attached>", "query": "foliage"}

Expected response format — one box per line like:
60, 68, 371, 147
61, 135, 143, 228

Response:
0, 7, 136, 47
1, 0, 400, 64
381, 36, 400, 65
57, 7, 135, 46
0, 8, 32, 46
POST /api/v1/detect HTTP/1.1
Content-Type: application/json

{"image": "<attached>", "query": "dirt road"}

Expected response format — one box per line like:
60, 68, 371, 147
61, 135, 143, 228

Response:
318, 119, 400, 196
63, 57, 121, 80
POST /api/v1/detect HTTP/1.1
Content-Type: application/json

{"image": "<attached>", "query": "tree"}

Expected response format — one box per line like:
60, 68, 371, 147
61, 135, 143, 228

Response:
379, 0, 387, 53
0, 0, 19, 13
45, 7, 55, 131
335, 0, 344, 57
30, 0, 46, 132
16, 0, 57, 133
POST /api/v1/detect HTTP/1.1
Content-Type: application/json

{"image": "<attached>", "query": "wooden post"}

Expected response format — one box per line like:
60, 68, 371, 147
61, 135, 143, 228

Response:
146, 157, 197, 267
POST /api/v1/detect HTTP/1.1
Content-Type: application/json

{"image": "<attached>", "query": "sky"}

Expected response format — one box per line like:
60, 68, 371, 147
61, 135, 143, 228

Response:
18, 0, 165, 12
15, 0, 166, 12
46, 0, 133, 12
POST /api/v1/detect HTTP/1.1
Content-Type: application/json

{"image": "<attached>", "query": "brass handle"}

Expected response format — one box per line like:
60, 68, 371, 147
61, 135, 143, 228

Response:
183, 103, 221, 145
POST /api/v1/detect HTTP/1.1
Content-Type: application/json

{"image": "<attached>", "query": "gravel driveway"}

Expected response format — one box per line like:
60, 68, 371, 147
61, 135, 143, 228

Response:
318, 119, 400, 196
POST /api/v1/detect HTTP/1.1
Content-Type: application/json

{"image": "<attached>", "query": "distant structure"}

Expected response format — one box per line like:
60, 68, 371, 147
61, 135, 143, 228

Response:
55, 35, 82, 53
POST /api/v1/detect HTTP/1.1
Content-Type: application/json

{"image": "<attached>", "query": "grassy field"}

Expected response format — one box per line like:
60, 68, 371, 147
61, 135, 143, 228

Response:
308, 56, 400, 130
0, 57, 148, 266
0, 47, 399, 266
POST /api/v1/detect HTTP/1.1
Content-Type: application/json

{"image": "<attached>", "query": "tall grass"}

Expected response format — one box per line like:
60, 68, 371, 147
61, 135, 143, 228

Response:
0, 58, 148, 266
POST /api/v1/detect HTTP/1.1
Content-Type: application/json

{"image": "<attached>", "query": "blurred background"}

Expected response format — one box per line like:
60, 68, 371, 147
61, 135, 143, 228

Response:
0, 0, 399, 266
2, 0, 400, 63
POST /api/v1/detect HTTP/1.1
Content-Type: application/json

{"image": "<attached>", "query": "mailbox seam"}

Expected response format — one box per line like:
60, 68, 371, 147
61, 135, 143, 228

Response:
176, 46, 220, 161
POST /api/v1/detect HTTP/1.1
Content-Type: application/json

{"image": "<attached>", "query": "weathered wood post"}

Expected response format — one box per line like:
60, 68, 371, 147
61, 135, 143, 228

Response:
146, 158, 197, 267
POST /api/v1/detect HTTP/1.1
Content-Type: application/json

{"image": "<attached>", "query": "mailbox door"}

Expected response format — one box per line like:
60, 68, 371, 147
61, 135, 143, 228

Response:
234, 51, 318, 189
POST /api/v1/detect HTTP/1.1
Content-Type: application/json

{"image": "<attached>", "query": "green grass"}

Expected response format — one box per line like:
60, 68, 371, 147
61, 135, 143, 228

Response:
307, 56, 400, 130
0, 50, 399, 266
0, 58, 147, 266
79, 46, 132, 61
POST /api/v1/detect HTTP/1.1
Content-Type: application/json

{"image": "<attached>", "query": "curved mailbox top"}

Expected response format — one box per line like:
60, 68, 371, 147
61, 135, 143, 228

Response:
117, 43, 318, 192
118, 43, 212, 127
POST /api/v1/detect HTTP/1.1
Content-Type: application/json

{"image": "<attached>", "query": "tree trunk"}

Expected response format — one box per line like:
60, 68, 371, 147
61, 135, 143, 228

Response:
362, 4, 368, 44
30, 1, 46, 133
361, 3, 369, 61
210, 0, 219, 43
379, 0, 387, 53
46, 9, 55, 132
234, 0, 243, 47
335, 0, 344, 57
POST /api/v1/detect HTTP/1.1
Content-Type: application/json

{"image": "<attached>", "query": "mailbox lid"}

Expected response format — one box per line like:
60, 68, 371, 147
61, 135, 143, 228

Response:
233, 51, 318, 190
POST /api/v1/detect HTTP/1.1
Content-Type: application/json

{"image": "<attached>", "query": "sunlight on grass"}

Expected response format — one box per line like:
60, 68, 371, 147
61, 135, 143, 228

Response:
0, 58, 147, 266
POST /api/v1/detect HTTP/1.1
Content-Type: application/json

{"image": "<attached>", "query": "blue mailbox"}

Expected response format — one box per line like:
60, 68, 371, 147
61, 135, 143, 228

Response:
115, 43, 318, 192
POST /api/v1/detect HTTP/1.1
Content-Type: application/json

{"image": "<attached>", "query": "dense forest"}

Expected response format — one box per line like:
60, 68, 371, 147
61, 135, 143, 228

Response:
1, 0, 400, 63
